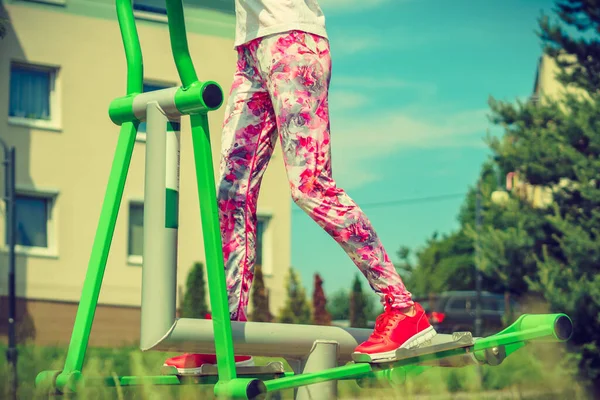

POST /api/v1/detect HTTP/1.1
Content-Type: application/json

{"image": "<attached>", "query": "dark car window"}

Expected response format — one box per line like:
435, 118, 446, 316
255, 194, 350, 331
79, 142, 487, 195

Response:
482, 298, 501, 311
448, 298, 467, 310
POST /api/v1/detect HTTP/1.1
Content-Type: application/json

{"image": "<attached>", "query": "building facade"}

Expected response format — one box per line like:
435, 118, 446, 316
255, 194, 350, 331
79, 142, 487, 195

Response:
506, 53, 591, 209
0, 0, 291, 346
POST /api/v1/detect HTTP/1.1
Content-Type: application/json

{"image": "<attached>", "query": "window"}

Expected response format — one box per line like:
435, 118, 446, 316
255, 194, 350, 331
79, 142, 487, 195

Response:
15, 195, 49, 247
133, 0, 167, 15
256, 218, 266, 266
128, 202, 144, 264
255, 215, 273, 275
448, 298, 467, 311
136, 82, 171, 141
482, 297, 501, 311
132, 0, 235, 18
9, 62, 60, 130
4, 190, 58, 258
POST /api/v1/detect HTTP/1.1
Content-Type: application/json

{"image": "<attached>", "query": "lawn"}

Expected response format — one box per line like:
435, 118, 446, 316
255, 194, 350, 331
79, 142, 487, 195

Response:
0, 341, 592, 399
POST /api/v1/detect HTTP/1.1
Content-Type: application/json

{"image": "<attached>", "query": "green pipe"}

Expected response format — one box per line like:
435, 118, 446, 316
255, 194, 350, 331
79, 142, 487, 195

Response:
470, 313, 571, 362
108, 82, 224, 125
214, 378, 266, 399
165, 0, 198, 87
115, 0, 143, 94
264, 363, 373, 393
189, 113, 237, 384
47, 121, 138, 393
356, 365, 429, 388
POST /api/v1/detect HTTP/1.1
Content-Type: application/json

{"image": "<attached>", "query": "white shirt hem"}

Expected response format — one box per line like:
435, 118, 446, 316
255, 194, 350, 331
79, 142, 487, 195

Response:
234, 23, 329, 48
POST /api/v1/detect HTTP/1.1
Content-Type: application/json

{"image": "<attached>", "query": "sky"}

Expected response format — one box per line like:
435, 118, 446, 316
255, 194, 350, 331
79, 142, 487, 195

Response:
290, 0, 557, 299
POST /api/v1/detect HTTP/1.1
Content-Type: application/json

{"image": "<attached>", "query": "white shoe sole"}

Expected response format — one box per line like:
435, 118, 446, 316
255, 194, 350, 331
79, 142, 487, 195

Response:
353, 326, 438, 362
163, 357, 255, 376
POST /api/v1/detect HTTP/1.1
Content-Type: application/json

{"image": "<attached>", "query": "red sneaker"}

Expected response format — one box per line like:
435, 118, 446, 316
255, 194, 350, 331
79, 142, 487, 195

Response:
353, 296, 436, 362
163, 353, 254, 375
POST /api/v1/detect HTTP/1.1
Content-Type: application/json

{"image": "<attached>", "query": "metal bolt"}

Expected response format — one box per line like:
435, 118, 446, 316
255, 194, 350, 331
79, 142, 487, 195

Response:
492, 347, 499, 355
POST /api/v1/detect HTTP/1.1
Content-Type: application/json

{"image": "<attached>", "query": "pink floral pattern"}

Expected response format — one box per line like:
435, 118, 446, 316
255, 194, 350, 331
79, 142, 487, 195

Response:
217, 30, 413, 321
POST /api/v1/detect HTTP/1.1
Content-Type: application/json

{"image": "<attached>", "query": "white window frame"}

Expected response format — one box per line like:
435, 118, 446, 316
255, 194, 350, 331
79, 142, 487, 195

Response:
19, 0, 67, 6
257, 213, 274, 277
127, 199, 144, 266
131, 0, 168, 23
0, 186, 59, 259
8, 61, 62, 132
134, 9, 169, 24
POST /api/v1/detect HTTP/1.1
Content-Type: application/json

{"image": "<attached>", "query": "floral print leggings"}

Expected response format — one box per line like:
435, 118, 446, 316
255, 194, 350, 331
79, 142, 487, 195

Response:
217, 30, 413, 321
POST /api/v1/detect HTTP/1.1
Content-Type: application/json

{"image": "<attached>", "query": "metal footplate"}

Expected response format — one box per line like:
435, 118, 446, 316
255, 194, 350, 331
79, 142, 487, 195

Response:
352, 332, 477, 366
160, 361, 286, 378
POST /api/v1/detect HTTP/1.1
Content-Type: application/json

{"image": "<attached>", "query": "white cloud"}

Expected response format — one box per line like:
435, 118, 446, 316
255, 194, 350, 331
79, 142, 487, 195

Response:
334, 76, 438, 97
331, 35, 383, 55
327, 76, 438, 114
328, 29, 431, 56
328, 90, 369, 112
328, 108, 491, 188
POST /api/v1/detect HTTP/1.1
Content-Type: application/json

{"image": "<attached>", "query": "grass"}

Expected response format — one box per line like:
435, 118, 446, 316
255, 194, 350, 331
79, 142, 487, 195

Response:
0, 341, 593, 399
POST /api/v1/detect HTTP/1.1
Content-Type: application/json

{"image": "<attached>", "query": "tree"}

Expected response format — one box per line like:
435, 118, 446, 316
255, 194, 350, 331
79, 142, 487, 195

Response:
327, 289, 350, 321
277, 268, 311, 324
349, 274, 369, 328
180, 262, 209, 319
312, 273, 332, 325
250, 265, 273, 322
401, 165, 510, 299
483, 0, 600, 393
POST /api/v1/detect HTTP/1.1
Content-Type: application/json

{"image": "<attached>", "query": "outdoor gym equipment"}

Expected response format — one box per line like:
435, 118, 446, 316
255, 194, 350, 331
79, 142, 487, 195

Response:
35, 0, 574, 399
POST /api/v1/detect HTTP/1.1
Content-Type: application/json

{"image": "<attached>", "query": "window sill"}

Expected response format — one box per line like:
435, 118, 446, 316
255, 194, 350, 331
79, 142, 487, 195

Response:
0, 245, 59, 259
127, 255, 143, 266
8, 117, 62, 133
134, 10, 168, 24
17, 0, 66, 7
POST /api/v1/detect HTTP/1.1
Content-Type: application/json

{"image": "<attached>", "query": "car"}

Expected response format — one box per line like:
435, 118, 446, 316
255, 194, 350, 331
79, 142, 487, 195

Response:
415, 291, 521, 336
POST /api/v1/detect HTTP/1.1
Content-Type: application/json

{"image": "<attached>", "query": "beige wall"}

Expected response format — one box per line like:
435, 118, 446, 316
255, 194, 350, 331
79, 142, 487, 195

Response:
533, 53, 589, 103
509, 53, 592, 209
0, 3, 291, 324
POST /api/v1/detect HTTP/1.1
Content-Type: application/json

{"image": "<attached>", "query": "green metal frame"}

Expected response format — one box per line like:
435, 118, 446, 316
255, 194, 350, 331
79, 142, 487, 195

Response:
35, 0, 238, 395
34, 0, 574, 398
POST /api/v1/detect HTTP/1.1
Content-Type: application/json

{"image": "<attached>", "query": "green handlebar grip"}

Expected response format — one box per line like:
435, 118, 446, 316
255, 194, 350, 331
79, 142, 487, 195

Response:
519, 313, 573, 341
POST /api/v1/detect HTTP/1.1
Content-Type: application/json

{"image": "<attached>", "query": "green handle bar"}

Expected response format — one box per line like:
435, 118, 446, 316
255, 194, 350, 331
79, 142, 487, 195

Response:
116, 0, 199, 92
115, 0, 143, 94
165, 0, 199, 87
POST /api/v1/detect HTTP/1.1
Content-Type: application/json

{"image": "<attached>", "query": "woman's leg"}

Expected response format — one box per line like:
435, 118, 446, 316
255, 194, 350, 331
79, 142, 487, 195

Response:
164, 42, 277, 373
217, 43, 279, 322
252, 30, 436, 361
254, 30, 412, 309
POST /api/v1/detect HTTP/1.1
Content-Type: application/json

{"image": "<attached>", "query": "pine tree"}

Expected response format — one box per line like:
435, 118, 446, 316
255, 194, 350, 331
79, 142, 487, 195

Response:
180, 262, 209, 319
312, 273, 332, 325
349, 274, 368, 328
277, 268, 312, 324
483, 1, 600, 393
462, 163, 542, 298
327, 289, 350, 321
250, 265, 273, 322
